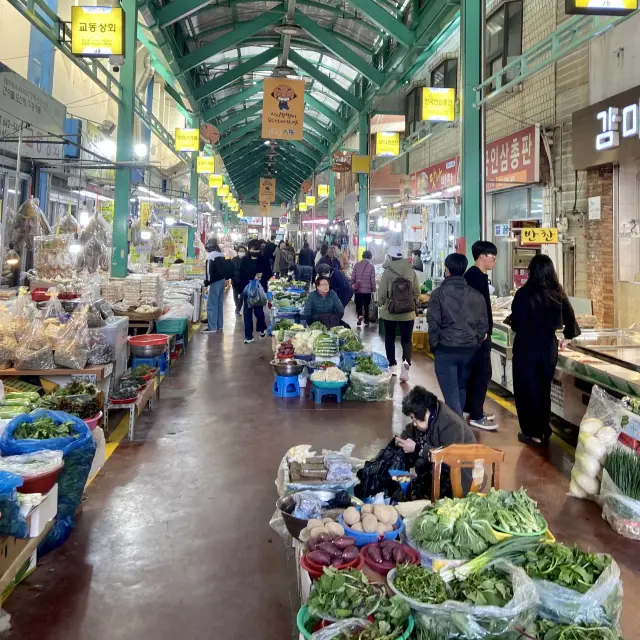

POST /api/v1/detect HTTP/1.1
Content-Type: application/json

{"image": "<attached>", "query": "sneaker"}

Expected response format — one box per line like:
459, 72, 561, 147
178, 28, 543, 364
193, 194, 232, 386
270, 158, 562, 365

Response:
485, 412, 496, 421
357, 316, 363, 327
202, 328, 217, 333
390, 365, 398, 377
399, 361, 410, 382
260, 331, 267, 338
470, 417, 499, 431
244, 338, 254, 344
235, 312, 241, 317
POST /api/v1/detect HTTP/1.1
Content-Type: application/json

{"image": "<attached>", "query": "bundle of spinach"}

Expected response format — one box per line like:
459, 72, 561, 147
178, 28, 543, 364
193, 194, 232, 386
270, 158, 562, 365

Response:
307, 568, 383, 620
534, 619, 622, 639
354, 356, 382, 376
341, 336, 364, 353
338, 596, 411, 640
14, 416, 76, 440
392, 564, 448, 604
487, 488, 547, 534
449, 568, 513, 607
522, 543, 611, 594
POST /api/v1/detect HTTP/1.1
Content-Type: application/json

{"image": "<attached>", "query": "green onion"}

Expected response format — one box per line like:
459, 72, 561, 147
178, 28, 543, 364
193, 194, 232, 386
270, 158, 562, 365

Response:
603, 448, 640, 501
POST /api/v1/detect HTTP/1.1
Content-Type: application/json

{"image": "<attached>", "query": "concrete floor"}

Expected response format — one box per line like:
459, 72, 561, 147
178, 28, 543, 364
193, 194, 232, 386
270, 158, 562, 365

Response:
4, 295, 639, 639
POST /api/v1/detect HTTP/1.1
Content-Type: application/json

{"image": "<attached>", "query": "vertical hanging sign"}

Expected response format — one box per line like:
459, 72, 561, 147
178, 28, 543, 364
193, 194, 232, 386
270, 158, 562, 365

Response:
262, 78, 305, 141
259, 177, 276, 202
139, 202, 151, 228
318, 184, 329, 197
259, 201, 271, 215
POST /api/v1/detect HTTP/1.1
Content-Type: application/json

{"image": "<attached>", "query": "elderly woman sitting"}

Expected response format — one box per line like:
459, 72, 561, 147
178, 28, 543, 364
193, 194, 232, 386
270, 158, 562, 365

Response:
303, 275, 345, 328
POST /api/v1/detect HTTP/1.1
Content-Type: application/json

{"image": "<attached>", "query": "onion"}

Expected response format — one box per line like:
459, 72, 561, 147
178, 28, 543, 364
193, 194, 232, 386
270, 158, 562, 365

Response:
580, 417, 604, 436
596, 426, 618, 449
569, 478, 588, 499
578, 433, 607, 461
575, 453, 601, 479
571, 467, 600, 496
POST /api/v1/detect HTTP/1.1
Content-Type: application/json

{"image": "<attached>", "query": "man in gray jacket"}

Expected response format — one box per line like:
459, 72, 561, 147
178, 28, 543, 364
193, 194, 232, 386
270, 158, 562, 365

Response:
427, 253, 489, 416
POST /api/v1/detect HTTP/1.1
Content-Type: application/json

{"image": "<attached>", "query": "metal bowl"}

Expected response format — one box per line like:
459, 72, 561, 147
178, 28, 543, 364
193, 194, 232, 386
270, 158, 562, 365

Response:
276, 490, 337, 540
130, 344, 166, 357
270, 358, 305, 377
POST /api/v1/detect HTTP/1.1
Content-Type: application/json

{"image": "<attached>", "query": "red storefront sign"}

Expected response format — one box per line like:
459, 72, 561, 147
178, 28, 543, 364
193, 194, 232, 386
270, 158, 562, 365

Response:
486, 125, 539, 192
409, 156, 459, 196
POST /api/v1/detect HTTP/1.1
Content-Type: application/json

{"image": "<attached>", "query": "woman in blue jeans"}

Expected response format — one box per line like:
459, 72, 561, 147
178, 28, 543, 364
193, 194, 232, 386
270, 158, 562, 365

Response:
237, 239, 272, 344
203, 240, 229, 333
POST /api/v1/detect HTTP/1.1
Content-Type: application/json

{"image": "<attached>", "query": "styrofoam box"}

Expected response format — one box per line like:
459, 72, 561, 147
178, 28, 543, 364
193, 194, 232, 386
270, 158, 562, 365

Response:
20, 484, 58, 538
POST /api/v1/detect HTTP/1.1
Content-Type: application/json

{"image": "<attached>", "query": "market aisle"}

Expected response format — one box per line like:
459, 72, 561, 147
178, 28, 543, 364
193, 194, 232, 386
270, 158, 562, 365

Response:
3, 295, 640, 638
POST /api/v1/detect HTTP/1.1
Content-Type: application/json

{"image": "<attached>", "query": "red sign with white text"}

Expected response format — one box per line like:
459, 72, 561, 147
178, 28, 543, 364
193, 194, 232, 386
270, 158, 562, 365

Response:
485, 125, 539, 192
409, 156, 459, 197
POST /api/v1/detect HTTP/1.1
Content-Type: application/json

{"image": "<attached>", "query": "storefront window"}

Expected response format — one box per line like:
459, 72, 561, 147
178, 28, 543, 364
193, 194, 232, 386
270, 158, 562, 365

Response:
426, 200, 459, 281
617, 162, 640, 283
486, 1, 523, 90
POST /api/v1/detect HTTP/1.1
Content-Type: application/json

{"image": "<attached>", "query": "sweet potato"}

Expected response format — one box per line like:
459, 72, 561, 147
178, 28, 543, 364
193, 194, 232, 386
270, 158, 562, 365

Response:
307, 537, 319, 552
316, 542, 342, 558
367, 545, 383, 564
342, 545, 359, 562
381, 544, 393, 562
392, 546, 407, 564
331, 556, 345, 567
307, 551, 331, 566
332, 536, 356, 550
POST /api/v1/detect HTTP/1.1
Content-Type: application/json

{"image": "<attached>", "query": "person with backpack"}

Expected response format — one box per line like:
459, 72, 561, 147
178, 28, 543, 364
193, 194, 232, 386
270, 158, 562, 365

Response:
427, 253, 489, 416
378, 247, 420, 382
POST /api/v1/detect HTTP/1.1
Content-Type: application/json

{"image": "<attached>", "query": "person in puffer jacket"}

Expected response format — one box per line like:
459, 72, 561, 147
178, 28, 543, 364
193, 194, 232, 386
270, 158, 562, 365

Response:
203, 239, 229, 333
351, 250, 376, 326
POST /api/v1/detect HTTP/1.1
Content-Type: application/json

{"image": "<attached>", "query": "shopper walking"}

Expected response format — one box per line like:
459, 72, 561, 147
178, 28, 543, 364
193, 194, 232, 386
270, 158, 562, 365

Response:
238, 239, 272, 344
378, 247, 420, 382
230, 245, 246, 317
262, 235, 277, 271
427, 253, 488, 416
509, 254, 580, 447
351, 250, 376, 326
203, 239, 229, 334
464, 241, 499, 431
298, 241, 315, 268
315, 243, 329, 267
274, 241, 294, 277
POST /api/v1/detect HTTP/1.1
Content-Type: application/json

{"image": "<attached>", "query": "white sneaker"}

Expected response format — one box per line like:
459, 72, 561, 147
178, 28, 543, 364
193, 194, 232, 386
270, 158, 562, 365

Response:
260, 331, 267, 338
470, 417, 499, 431
399, 361, 410, 382
390, 365, 398, 377
244, 338, 254, 344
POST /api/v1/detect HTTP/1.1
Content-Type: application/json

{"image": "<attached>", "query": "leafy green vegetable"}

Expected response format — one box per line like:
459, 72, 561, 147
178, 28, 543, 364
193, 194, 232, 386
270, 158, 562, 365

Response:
307, 568, 383, 620
14, 416, 76, 440
341, 336, 365, 353
522, 543, 611, 594
534, 619, 622, 639
488, 488, 547, 534
393, 564, 448, 604
309, 321, 327, 331
132, 364, 154, 376
355, 356, 382, 376
274, 319, 294, 330
449, 568, 513, 607
338, 596, 411, 640
603, 447, 640, 501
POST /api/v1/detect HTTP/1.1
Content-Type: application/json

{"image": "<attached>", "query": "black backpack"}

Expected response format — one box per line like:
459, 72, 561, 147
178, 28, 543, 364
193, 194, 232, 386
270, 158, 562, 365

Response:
387, 265, 415, 314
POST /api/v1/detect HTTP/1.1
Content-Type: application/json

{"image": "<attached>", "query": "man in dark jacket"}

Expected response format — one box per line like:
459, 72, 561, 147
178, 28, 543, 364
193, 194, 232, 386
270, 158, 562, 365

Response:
238, 239, 272, 343
298, 241, 315, 268
427, 253, 488, 416
316, 263, 353, 308
262, 235, 277, 271
464, 241, 498, 431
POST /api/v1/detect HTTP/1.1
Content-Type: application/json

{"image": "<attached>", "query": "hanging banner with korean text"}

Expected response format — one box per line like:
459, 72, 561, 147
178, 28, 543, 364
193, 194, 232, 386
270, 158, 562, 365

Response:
318, 184, 329, 197
485, 125, 540, 192
298, 202, 308, 212
521, 227, 558, 245
175, 128, 200, 152
421, 87, 455, 122
306, 195, 316, 207
169, 227, 188, 260
262, 77, 305, 141
139, 202, 151, 228
197, 155, 215, 174
218, 184, 229, 197
375, 132, 400, 156
259, 177, 276, 202
71, 6, 124, 58
409, 156, 459, 196
208, 174, 223, 188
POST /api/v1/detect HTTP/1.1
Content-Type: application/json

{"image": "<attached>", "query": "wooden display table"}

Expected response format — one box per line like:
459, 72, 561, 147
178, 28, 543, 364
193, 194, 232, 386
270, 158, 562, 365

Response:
0, 363, 111, 382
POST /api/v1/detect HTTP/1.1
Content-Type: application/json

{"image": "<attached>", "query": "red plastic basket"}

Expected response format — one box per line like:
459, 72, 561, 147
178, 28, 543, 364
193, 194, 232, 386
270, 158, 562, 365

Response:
300, 553, 363, 580
18, 463, 64, 494
110, 396, 137, 405
31, 288, 51, 302
128, 334, 169, 347
359, 543, 419, 576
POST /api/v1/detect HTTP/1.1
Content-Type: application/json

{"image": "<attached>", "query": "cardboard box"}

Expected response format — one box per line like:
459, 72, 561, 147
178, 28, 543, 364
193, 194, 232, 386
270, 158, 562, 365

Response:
19, 484, 58, 538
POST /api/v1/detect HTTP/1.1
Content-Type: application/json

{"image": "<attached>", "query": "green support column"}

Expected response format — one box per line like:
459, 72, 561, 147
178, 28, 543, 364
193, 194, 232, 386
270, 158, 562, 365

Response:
224, 204, 229, 234
188, 116, 199, 258
357, 111, 370, 257
328, 171, 335, 222
111, 0, 138, 277
460, 0, 484, 256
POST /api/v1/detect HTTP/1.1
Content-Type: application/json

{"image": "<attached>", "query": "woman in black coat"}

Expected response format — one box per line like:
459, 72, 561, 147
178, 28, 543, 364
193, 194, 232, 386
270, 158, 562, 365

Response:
509, 255, 580, 447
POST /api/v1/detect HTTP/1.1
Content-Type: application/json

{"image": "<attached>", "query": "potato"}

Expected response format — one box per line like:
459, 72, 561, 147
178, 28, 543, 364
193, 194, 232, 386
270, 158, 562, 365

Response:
325, 521, 345, 537
362, 514, 379, 533
361, 504, 374, 515
343, 506, 361, 527
381, 522, 394, 533
351, 521, 364, 532
309, 526, 329, 538
307, 518, 324, 531
374, 505, 397, 525
322, 517, 334, 524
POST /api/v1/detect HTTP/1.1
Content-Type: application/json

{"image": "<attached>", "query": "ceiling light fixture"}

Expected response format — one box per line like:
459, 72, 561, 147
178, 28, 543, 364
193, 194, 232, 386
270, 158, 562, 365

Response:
274, 23, 303, 37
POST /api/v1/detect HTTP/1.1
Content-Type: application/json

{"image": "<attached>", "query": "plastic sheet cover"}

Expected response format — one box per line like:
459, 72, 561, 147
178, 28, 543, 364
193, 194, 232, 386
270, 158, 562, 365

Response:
600, 468, 640, 541
344, 370, 392, 402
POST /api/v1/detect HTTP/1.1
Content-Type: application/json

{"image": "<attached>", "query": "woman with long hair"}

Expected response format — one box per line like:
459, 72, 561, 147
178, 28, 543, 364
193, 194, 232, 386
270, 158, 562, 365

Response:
509, 255, 580, 446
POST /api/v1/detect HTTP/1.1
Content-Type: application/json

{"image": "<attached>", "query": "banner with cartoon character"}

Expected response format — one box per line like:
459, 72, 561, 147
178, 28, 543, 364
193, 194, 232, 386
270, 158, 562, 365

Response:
262, 77, 305, 141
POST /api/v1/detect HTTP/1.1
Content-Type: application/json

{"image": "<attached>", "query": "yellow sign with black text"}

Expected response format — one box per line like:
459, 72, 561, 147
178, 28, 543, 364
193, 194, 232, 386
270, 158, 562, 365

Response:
375, 132, 400, 157
139, 202, 151, 228
318, 184, 329, 197
197, 156, 215, 174
259, 177, 276, 202
262, 77, 305, 141
351, 154, 371, 174
521, 228, 558, 245
569, 0, 637, 15
218, 184, 229, 197
306, 195, 316, 207
421, 87, 456, 122
98, 201, 113, 224
169, 227, 188, 260
71, 6, 123, 57
208, 174, 223, 188
298, 202, 308, 212
175, 128, 200, 152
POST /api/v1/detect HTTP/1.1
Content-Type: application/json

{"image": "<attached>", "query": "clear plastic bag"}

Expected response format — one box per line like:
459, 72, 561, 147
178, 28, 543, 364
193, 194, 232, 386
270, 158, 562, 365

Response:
80, 212, 111, 247
531, 551, 623, 628
87, 329, 114, 365
344, 369, 392, 402
56, 210, 79, 235
14, 316, 54, 370
80, 235, 109, 273
292, 490, 324, 519
158, 302, 194, 320
245, 280, 268, 307
600, 468, 640, 540
0, 450, 64, 477
0, 308, 17, 362
324, 454, 352, 482
54, 312, 90, 369
310, 620, 369, 639
0, 470, 28, 538
11, 197, 51, 251
407, 564, 537, 638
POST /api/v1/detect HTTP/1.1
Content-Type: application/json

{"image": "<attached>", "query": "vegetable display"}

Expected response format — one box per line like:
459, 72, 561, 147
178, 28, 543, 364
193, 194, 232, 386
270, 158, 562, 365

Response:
603, 447, 640, 501
14, 416, 76, 440
487, 487, 547, 534
341, 336, 365, 353
277, 340, 295, 359
392, 564, 448, 604
311, 368, 348, 383
533, 619, 622, 639
306, 532, 359, 568
310, 321, 327, 331
36, 382, 99, 419
314, 334, 340, 358
340, 596, 411, 640
132, 364, 154, 376
354, 356, 382, 376
342, 504, 398, 535
363, 540, 412, 568
307, 568, 384, 620
449, 568, 513, 607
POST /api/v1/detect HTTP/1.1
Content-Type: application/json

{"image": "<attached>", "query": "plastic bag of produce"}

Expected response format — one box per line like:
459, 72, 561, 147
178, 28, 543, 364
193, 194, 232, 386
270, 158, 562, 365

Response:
56, 210, 79, 235
14, 316, 55, 370
310, 620, 370, 639
0, 410, 95, 554
0, 450, 63, 477
11, 196, 51, 251
340, 351, 389, 373
530, 553, 622, 628
245, 279, 267, 308
0, 308, 17, 363
87, 328, 115, 365
344, 369, 392, 402
54, 311, 90, 369
411, 564, 537, 638
0, 470, 27, 538
600, 468, 640, 540
292, 490, 324, 519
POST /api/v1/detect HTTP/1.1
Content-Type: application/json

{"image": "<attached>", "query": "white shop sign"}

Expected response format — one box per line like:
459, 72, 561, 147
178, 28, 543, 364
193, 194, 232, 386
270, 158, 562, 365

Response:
0, 63, 66, 160
595, 102, 640, 151
588, 196, 601, 220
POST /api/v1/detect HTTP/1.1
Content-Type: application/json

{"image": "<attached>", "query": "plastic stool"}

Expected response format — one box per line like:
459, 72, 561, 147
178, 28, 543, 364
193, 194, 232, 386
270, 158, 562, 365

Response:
273, 375, 300, 398
310, 383, 343, 404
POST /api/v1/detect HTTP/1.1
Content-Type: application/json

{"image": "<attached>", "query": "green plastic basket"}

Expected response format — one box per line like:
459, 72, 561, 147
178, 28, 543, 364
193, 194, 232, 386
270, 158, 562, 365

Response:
296, 606, 414, 639
155, 318, 188, 336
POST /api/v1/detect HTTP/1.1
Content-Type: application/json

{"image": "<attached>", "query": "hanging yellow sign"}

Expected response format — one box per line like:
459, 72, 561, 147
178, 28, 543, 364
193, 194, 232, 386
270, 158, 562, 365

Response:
299, 202, 308, 212
306, 195, 316, 207
421, 87, 456, 122
71, 6, 124, 58
197, 155, 215, 174
169, 227, 188, 260
375, 132, 400, 157
351, 154, 371, 174
139, 202, 151, 228
208, 174, 223, 188
98, 200, 114, 224
259, 177, 276, 202
521, 228, 559, 245
259, 201, 271, 215
218, 184, 229, 197
262, 77, 305, 141
230, 203, 239, 212
318, 184, 329, 197
175, 128, 200, 152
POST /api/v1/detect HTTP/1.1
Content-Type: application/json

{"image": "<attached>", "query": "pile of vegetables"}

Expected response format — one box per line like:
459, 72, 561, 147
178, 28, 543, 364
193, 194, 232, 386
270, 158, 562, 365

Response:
306, 533, 359, 568
132, 364, 154, 376
392, 564, 448, 604
310, 321, 327, 331
354, 356, 382, 376
364, 540, 411, 567
314, 333, 340, 358
14, 415, 76, 440
333, 596, 411, 640
307, 568, 384, 620
487, 488, 547, 534
603, 447, 640, 501
533, 620, 622, 639
0, 392, 40, 419
276, 340, 295, 359
342, 504, 398, 536
310, 368, 347, 383
36, 382, 99, 419
341, 336, 365, 353
111, 377, 142, 401
307, 518, 346, 539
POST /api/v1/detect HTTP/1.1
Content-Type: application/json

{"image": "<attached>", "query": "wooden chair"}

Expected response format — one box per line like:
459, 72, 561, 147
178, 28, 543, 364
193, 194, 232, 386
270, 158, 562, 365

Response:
429, 444, 505, 500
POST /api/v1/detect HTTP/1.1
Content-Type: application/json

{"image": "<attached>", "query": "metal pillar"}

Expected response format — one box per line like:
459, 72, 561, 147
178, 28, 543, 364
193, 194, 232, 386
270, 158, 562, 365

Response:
328, 171, 335, 222
357, 111, 369, 258
460, 0, 484, 256
224, 204, 229, 235
111, 0, 138, 277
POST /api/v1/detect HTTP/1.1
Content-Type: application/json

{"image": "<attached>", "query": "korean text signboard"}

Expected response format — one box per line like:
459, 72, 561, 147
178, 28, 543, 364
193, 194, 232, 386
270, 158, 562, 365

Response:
71, 6, 124, 58
375, 132, 400, 156
196, 156, 215, 174
318, 184, 329, 197
485, 125, 539, 192
521, 227, 558, 245
566, 0, 637, 16
262, 77, 305, 141
175, 128, 200, 152
421, 87, 455, 122
409, 156, 459, 196
259, 177, 276, 202
208, 174, 223, 188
